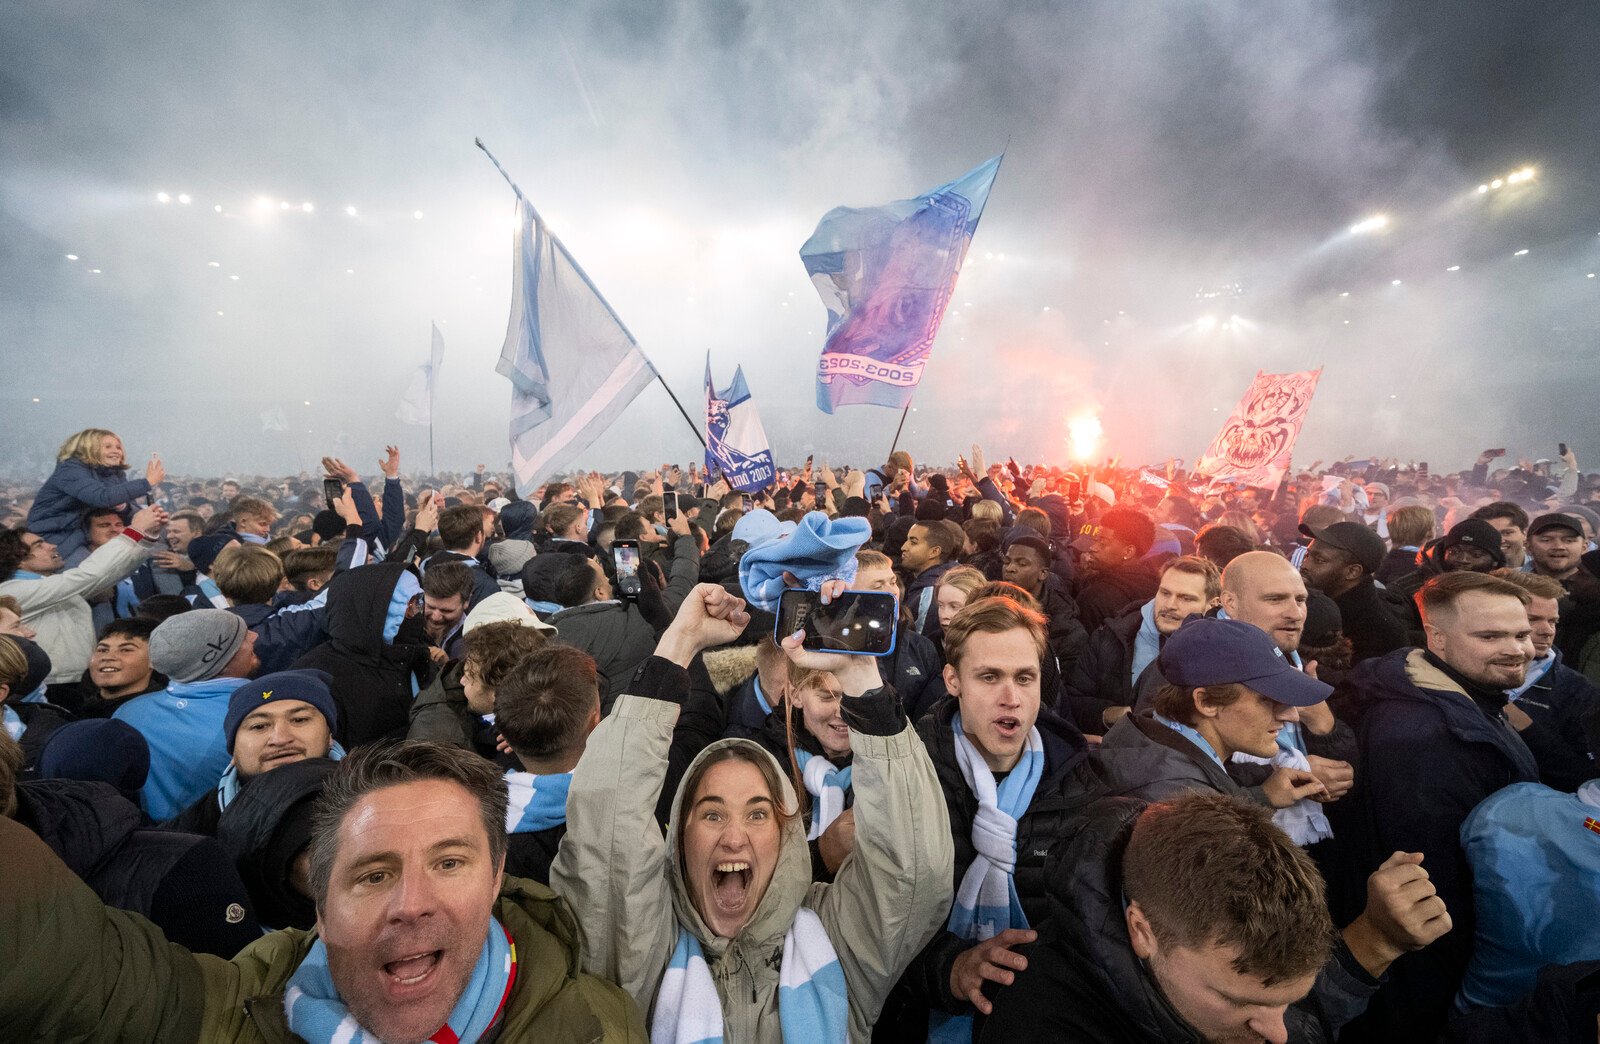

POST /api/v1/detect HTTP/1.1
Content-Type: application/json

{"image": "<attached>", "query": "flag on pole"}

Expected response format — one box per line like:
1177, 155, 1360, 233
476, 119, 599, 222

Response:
1195, 368, 1324, 491
259, 408, 288, 433
800, 154, 1002, 414
705, 353, 776, 492
397, 323, 445, 426
495, 194, 657, 490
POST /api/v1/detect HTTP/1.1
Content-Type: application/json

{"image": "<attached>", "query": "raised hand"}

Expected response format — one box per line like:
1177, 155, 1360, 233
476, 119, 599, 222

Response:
655, 583, 752, 666
145, 454, 166, 487
379, 445, 401, 479
321, 456, 359, 483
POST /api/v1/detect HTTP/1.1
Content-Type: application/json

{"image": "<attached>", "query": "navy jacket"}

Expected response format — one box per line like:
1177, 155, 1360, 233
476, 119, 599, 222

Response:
229, 601, 327, 676
1513, 654, 1600, 792
26, 459, 152, 560
1327, 648, 1540, 1042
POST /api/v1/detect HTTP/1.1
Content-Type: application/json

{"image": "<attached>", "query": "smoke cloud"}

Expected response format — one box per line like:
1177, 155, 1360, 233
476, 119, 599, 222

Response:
2, 0, 1595, 478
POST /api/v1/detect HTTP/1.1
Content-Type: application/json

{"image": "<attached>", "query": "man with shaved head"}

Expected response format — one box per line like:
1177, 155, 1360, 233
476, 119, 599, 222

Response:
1325, 572, 1540, 1039
1215, 550, 1357, 818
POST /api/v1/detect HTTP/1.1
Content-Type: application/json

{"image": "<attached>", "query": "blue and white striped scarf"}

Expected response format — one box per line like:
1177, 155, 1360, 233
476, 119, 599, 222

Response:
504, 770, 570, 834
795, 750, 852, 841
285, 917, 516, 1044
930, 713, 1044, 1042
651, 907, 846, 1044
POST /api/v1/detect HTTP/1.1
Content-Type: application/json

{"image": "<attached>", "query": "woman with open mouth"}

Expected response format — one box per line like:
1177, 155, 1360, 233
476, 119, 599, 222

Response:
553, 582, 954, 1043
752, 659, 858, 883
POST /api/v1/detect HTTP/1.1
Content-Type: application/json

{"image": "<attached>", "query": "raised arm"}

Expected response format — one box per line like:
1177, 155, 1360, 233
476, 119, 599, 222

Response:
50, 459, 155, 510
550, 583, 751, 1015
784, 622, 956, 1039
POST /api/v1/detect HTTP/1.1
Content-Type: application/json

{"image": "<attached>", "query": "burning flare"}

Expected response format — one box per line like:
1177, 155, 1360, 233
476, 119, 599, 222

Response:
1069, 414, 1103, 461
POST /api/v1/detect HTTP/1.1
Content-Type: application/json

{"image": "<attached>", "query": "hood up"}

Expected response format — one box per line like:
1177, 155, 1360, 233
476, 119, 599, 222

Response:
664, 737, 815, 959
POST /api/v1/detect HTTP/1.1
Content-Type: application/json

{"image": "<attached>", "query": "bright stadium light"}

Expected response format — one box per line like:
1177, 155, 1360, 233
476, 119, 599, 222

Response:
255, 196, 274, 211
301, 202, 314, 213
344, 205, 357, 216
1196, 315, 1217, 331
1349, 214, 1389, 235
1447, 265, 1461, 272
65, 254, 78, 261
413, 210, 424, 220
1514, 249, 1529, 256
1478, 185, 1489, 193
177, 193, 191, 205
156, 192, 171, 203
1491, 179, 1504, 189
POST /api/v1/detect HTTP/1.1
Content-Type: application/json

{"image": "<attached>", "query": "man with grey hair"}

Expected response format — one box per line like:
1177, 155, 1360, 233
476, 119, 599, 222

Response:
0, 739, 644, 1042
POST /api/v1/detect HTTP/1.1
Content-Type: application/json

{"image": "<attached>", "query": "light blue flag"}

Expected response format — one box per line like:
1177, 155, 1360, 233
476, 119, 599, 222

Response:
487, 146, 659, 490
705, 352, 776, 492
396, 322, 444, 426
801, 155, 1002, 414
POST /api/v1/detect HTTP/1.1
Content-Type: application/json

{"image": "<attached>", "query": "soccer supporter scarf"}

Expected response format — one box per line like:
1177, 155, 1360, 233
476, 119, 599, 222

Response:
503, 770, 570, 834
2, 706, 23, 741
795, 749, 852, 841
1130, 601, 1162, 688
651, 907, 846, 1044
285, 918, 517, 1044
930, 714, 1043, 1042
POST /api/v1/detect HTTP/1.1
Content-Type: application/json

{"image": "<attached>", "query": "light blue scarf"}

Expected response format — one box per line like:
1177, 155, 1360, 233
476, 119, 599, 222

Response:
1130, 601, 1162, 688
2, 705, 24, 741
1154, 712, 1226, 769
795, 749, 852, 840
285, 917, 516, 1044
503, 770, 570, 834
524, 598, 565, 617
931, 713, 1044, 1042
651, 907, 846, 1044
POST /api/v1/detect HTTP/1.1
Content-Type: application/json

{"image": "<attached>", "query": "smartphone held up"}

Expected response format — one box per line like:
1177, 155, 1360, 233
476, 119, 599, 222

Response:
775, 588, 898, 656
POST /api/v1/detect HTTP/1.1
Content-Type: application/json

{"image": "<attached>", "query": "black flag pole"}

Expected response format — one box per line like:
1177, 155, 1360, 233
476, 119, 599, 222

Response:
475, 137, 706, 452
888, 402, 912, 456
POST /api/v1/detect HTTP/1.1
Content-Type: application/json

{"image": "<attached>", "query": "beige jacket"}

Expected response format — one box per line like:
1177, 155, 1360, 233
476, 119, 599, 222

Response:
0, 532, 152, 683
551, 688, 953, 1042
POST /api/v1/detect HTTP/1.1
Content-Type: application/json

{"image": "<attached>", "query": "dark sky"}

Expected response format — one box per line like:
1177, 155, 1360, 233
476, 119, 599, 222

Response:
2, 0, 1596, 478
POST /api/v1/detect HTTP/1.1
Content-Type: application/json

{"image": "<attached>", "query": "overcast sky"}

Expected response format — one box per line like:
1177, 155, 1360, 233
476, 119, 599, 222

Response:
3, 0, 1597, 480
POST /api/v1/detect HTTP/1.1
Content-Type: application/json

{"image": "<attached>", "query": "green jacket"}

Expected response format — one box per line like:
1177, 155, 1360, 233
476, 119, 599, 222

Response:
0, 817, 644, 1042
551, 664, 953, 1042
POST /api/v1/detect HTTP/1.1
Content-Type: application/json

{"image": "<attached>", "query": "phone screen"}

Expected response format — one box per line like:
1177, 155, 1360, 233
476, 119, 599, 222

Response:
775, 589, 898, 656
322, 478, 343, 508
814, 481, 827, 500
662, 491, 679, 521
741, 494, 754, 511
612, 541, 640, 579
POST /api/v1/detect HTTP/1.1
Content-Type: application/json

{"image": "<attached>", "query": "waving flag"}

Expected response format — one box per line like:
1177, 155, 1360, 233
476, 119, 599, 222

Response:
705, 353, 776, 492
489, 159, 658, 490
1196, 368, 1324, 491
396, 323, 445, 426
801, 155, 1002, 413
259, 407, 288, 433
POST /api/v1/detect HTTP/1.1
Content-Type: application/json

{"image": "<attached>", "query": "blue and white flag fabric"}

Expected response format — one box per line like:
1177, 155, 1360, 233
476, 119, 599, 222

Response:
396, 322, 445, 426
495, 193, 658, 490
800, 155, 1002, 414
704, 353, 776, 492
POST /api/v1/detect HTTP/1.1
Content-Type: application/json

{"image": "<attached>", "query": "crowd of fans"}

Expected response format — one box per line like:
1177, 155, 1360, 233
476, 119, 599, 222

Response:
2, 425, 1598, 1042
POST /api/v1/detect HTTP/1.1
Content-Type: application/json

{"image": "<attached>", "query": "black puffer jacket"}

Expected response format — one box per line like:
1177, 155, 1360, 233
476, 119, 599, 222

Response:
1039, 585, 1089, 678
293, 562, 433, 747
1074, 558, 1160, 634
975, 797, 1378, 1043
874, 699, 1104, 1039
216, 758, 337, 931
1059, 601, 1144, 734
14, 778, 260, 957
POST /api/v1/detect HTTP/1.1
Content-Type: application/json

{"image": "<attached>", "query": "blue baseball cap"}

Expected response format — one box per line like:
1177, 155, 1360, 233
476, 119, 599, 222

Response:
1158, 616, 1332, 707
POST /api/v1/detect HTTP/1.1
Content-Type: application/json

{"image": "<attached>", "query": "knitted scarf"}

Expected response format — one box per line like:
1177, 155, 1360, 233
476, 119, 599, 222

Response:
285, 919, 517, 1044
651, 907, 846, 1044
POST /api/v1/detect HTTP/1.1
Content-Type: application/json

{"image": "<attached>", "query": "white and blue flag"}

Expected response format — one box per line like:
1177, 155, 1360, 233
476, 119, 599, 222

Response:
396, 322, 445, 426
490, 157, 658, 490
704, 353, 776, 492
801, 154, 1002, 413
